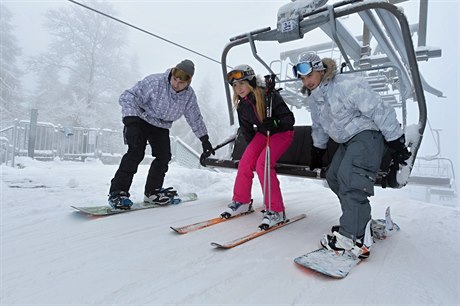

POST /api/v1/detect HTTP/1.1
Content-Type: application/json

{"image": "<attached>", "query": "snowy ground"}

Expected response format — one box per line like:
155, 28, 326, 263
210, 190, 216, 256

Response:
1, 157, 459, 305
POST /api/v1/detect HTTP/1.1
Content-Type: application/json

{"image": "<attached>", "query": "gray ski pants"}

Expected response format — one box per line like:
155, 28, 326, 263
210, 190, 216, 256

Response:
326, 130, 385, 240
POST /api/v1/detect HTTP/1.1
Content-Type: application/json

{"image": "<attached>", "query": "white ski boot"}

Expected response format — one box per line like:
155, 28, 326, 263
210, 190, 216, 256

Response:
221, 200, 253, 219
259, 210, 286, 230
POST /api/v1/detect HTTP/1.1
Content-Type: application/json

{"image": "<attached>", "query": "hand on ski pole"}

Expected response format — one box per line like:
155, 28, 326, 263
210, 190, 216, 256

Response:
261, 117, 280, 133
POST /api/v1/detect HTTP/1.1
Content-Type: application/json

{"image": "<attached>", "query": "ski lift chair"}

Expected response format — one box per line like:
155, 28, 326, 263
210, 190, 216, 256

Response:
202, 0, 440, 189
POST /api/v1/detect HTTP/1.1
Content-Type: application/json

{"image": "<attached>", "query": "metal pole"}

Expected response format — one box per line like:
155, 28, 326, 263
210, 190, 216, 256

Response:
418, 0, 428, 47
28, 109, 38, 159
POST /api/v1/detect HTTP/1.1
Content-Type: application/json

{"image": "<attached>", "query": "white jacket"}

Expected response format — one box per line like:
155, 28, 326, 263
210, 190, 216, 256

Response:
308, 60, 403, 148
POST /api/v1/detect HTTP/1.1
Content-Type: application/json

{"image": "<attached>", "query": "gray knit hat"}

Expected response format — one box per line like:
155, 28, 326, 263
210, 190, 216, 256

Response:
175, 59, 195, 77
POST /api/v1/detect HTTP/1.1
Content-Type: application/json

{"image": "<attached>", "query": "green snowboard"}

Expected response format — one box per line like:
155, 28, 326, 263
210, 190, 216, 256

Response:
71, 192, 197, 216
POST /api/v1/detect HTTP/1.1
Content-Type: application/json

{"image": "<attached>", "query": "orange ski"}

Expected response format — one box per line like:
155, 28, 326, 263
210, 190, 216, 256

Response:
210, 213, 306, 249
170, 208, 262, 234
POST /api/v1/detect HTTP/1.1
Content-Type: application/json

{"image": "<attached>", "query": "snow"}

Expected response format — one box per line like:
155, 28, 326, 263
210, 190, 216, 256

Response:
1, 157, 459, 305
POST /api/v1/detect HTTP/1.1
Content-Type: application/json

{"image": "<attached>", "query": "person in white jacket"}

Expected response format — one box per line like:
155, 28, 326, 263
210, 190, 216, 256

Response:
108, 59, 214, 210
294, 52, 410, 258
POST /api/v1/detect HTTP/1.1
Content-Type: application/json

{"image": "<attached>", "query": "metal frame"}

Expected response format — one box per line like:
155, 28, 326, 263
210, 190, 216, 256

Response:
208, 0, 441, 188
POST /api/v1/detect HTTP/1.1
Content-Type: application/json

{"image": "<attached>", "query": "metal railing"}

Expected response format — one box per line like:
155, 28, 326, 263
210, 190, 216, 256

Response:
0, 119, 125, 166
0, 119, 204, 170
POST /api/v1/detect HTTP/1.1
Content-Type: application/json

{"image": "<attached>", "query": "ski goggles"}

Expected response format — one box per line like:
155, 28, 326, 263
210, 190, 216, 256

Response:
292, 60, 324, 78
292, 61, 313, 78
226, 70, 255, 84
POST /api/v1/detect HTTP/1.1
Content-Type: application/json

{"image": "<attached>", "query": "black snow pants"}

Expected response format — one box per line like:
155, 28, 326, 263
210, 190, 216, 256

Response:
109, 120, 171, 196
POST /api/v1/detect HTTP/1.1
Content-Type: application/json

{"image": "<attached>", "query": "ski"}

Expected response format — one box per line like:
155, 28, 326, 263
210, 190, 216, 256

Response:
210, 213, 307, 249
71, 192, 198, 217
294, 207, 399, 278
170, 208, 263, 234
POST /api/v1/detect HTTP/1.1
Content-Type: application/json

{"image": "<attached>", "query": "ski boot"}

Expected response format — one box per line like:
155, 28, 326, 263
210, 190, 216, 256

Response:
108, 191, 133, 210
320, 231, 371, 259
221, 200, 253, 219
259, 210, 286, 230
144, 187, 177, 205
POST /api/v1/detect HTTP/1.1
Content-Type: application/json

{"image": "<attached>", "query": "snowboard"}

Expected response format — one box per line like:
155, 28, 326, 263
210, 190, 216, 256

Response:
294, 206, 399, 278
71, 192, 198, 216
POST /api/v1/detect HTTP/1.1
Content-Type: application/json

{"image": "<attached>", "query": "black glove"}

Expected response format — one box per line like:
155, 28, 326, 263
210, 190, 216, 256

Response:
261, 117, 281, 133
310, 146, 327, 171
387, 134, 411, 166
122, 116, 144, 148
200, 135, 215, 157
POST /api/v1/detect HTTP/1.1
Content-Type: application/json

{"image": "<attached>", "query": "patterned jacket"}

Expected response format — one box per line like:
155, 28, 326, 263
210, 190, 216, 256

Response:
308, 58, 403, 149
119, 69, 208, 138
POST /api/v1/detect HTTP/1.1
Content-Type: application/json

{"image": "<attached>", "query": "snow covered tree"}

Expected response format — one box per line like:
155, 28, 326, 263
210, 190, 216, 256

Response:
29, 0, 140, 129
0, 4, 24, 125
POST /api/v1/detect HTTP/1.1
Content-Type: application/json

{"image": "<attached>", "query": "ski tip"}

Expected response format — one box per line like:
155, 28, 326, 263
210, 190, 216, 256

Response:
170, 226, 185, 234
210, 242, 228, 249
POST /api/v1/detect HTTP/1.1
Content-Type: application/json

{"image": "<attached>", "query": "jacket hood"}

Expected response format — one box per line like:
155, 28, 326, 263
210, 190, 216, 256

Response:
321, 58, 337, 83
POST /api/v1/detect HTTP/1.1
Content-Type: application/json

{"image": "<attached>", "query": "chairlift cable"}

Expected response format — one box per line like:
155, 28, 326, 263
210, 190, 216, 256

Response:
67, 0, 222, 66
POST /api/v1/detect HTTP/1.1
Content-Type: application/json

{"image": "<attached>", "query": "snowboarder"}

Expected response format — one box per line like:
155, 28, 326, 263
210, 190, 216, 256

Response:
222, 64, 295, 229
108, 59, 214, 209
293, 52, 410, 258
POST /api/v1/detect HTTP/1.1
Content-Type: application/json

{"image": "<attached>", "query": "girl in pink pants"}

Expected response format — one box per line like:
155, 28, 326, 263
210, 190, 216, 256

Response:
221, 64, 295, 229
233, 130, 294, 212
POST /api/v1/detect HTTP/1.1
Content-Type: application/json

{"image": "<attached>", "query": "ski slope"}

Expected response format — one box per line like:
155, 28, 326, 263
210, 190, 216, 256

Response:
1, 158, 459, 305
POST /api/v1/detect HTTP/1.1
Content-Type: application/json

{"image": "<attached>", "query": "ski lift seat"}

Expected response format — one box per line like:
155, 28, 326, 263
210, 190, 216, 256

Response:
206, 126, 345, 177
203, 125, 400, 187
204, 126, 337, 179
233, 125, 338, 173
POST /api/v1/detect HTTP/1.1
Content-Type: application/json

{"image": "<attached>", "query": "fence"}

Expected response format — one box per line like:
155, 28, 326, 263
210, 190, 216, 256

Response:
0, 119, 203, 169
0, 119, 126, 166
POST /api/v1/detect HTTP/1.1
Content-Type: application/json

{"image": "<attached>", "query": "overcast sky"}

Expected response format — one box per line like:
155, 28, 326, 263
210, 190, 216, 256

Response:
4, 0, 459, 190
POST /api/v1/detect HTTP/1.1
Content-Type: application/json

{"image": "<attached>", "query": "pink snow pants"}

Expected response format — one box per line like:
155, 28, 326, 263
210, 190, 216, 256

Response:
233, 130, 294, 212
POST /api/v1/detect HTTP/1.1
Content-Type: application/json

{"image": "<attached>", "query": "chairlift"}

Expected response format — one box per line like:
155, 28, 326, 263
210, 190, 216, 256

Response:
201, 0, 443, 189
409, 129, 457, 199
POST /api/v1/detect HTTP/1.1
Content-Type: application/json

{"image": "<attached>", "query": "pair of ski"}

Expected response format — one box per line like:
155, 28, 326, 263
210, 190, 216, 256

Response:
72, 194, 306, 249
171, 207, 306, 249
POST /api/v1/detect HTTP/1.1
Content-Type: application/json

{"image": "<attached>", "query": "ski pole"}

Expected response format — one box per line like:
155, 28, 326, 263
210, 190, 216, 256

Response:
263, 74, 275, 212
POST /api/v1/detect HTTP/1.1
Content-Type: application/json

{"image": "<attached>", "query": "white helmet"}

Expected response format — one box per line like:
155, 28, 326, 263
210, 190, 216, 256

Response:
227, 64, 256, 86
